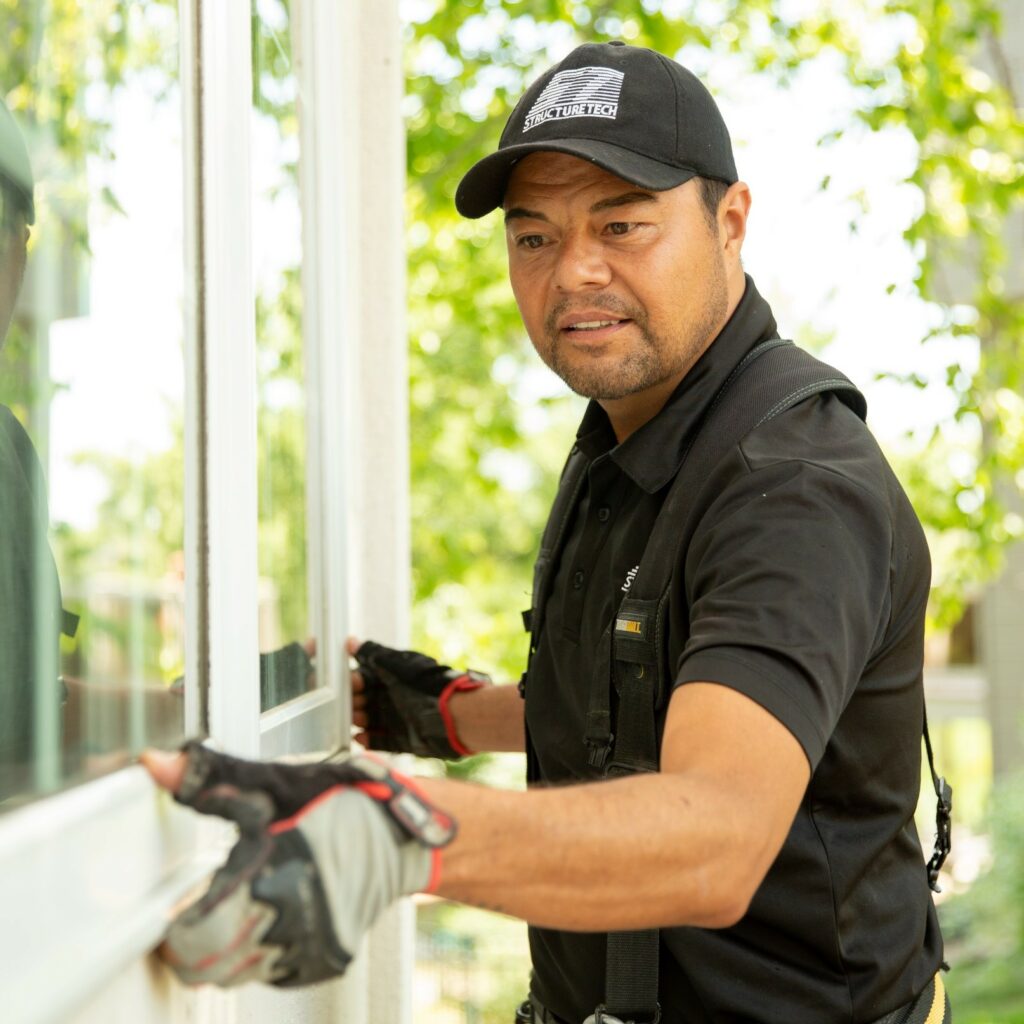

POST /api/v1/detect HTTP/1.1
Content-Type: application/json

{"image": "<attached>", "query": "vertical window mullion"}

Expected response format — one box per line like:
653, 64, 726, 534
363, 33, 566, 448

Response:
180, 0, 203, 742
292, 0, 356, 758
196, 0, 261, 757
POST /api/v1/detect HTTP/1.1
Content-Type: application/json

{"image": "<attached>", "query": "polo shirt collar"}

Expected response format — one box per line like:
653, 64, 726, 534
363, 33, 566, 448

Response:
574, 275, 779, 494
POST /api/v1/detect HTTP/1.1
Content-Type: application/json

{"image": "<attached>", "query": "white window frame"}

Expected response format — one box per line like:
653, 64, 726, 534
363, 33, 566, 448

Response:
0, 1, 409, 1021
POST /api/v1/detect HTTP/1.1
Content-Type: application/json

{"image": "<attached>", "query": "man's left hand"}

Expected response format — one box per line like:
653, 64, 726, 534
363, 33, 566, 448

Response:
142, 742, 455, 987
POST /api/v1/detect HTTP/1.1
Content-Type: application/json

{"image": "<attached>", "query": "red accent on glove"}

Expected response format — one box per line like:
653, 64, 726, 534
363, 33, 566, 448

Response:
265, 765, 456, 895
268, 784, 347, 836
437, 675, 488, 757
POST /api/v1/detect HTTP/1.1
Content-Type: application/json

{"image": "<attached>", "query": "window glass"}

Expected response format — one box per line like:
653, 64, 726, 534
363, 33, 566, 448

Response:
0, 2, 185, 803
251, 0, 314, 710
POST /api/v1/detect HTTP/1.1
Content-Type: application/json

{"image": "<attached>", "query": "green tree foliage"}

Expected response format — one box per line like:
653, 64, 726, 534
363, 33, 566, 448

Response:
1, 0, 311, 666
404, 0, 1023, 684
4, 1, 1021, 687
939, 774, 1024, 1022
1, 0, 183, 690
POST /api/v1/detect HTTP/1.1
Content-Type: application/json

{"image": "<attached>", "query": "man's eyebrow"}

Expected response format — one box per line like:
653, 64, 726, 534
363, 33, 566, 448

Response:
504, 207, 550, 224
590, 191, 659, 213
503, 191, 659, 224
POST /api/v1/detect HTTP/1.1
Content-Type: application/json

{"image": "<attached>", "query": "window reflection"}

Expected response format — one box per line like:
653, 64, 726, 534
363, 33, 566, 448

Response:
0, 3, 185, 803
252, 0, 315, 711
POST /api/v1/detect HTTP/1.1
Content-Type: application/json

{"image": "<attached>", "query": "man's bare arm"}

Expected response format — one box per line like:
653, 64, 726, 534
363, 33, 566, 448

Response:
446, 683, 525, 753
140, 678, 808, 982
420, 681, 809, 931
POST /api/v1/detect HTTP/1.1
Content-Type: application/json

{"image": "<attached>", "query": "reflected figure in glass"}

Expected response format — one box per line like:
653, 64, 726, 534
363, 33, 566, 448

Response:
0, 98, 65, 797
0, 97, 187, 801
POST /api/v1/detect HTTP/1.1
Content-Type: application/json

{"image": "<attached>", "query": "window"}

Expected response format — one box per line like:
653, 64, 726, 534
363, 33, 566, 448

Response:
0, 3, 408, 1019
0, 0, 185, 805
252, 0, 315, 713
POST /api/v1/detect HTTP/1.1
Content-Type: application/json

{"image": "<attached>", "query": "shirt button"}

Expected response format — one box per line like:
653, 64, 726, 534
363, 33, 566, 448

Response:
597, 506, 611, 523
573, 570, 585, 589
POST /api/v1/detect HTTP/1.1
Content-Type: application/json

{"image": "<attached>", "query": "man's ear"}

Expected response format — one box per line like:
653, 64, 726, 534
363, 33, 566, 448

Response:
720, 182, 751, 259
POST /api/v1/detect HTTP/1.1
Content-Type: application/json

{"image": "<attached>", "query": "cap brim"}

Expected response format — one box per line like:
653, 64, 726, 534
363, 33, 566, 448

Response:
455, 138, 696, 219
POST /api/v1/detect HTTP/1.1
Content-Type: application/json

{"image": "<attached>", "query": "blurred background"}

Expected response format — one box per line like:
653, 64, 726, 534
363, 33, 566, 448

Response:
1, 0, 1021, 1021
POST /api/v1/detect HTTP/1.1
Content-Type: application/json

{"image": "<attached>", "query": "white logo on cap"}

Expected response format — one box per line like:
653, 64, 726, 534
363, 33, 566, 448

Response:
522, 66, 624, 133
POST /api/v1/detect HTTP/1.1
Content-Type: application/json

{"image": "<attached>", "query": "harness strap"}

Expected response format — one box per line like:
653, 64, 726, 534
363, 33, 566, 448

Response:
923, 705, 953, 892
524, 445, 589, 656
522, 446, 589, 781
601, 340, 867, 1021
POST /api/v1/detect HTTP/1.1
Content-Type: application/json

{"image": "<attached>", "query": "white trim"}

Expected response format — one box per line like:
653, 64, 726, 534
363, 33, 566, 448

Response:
0, 767, 229, 1024
343, 4, 414, 1023
924, 665, 989, 721
200, 0, 262, 758
180, 0, 203, 741
345, 0, 411, 650
280, 0, 358, 760
260, 686, 340, 760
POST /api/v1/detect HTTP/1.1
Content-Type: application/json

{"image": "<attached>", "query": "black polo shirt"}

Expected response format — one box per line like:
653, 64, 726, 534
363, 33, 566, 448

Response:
523, 278, 944, 1024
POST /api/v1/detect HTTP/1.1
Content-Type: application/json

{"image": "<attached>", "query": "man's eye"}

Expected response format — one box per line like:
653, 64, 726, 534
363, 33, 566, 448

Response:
606, 222, 635, 236
516, 234, 546, 250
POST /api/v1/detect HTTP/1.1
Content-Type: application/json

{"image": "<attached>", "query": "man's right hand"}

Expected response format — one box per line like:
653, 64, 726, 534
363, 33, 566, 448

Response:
349, 639, 490, 759
142, 742, 455, 987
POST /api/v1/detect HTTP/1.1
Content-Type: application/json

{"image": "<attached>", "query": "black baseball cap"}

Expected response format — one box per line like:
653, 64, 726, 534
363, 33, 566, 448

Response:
455, 41, 737, 219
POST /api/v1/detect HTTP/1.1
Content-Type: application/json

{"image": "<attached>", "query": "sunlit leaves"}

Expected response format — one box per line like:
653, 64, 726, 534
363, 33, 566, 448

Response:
405, 0, 1023, 664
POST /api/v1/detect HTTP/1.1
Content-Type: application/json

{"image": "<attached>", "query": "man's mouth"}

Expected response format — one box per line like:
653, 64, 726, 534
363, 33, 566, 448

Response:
564, 319, 630, 332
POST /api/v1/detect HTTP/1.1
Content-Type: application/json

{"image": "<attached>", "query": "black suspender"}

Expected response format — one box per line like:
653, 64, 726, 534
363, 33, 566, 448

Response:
522, 340, 949, 1023
521, 446, 589, 782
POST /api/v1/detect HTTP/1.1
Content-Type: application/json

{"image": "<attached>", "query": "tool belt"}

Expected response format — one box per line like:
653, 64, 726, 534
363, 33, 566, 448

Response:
873, 972, 950, 1024
517, 971, 950, 1024
516, 995, 656, 1024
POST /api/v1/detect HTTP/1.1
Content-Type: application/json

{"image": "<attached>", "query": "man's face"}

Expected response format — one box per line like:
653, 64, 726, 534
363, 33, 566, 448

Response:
0, 212, 29, 345
504, 153, 729, 406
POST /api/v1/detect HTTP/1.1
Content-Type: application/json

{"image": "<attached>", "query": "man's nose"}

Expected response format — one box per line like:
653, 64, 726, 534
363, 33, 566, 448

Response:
552, 230, 612, 292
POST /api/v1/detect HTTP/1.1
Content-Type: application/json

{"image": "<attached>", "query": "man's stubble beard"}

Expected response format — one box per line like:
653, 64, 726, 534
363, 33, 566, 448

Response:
540, 253, 729, 402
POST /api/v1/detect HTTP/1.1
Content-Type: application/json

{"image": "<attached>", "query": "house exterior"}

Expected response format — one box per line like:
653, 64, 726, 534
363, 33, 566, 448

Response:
0, 3, 411, 1022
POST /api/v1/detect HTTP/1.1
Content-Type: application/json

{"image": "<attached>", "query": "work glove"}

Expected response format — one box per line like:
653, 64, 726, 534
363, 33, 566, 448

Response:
160, 741, 455, 987
353, 640, 490, 759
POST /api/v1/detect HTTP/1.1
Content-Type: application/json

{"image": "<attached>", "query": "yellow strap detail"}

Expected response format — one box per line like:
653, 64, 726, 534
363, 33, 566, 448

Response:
924, 973, 946, 1024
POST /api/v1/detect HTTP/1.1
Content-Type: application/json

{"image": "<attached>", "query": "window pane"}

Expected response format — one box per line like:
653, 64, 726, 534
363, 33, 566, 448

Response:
252, 0, 314, 710
0, 2, 185, 803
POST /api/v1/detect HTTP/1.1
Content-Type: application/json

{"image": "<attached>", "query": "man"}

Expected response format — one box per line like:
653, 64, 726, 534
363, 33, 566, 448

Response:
0, 96, 65, 795
145, 42, 949, 1023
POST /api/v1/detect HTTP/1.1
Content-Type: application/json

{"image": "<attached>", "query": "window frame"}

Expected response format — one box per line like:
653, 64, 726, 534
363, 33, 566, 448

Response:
0, 0, 412, 1019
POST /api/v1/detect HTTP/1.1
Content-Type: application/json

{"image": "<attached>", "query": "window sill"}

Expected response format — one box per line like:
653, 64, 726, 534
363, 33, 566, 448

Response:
0, 765, 229, 1023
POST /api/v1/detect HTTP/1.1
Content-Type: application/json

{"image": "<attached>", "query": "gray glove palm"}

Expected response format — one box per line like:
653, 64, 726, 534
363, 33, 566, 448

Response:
162, 742, 454, 987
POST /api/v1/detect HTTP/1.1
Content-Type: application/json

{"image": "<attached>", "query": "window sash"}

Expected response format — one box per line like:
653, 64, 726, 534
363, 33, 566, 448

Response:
0, 0, 414, 1018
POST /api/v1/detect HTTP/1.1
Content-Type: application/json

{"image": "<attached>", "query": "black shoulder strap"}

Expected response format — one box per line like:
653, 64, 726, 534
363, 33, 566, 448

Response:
596, 340, 866, 776
521, 446, 589, 781
524, 444, 589, 643
600, 340, 870, 1023
923, 704, 953, 892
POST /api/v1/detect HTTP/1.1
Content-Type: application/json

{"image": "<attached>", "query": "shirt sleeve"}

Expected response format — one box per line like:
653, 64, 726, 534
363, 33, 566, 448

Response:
674, 454, 893, 769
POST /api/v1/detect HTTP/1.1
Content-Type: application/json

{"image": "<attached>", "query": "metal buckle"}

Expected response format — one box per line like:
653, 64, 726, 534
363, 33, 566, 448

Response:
927, 776, 953, 892
583, 1005, 661, 1024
